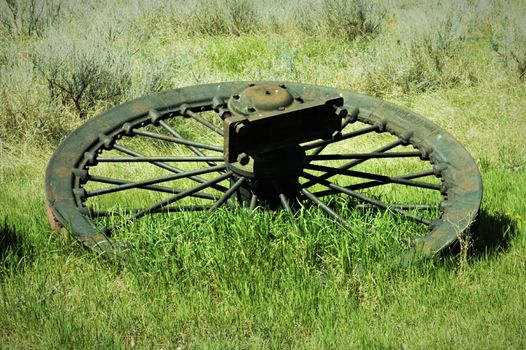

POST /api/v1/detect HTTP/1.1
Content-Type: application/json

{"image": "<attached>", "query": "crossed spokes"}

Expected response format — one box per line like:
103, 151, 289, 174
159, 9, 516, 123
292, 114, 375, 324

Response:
78, 104, 444, 237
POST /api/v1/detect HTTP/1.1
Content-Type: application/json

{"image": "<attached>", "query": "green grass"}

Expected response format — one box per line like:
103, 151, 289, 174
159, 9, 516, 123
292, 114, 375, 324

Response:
1, 0, 526, 348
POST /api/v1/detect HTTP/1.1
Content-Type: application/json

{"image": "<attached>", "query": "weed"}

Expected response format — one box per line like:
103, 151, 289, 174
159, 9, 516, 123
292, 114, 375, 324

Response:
359, 1, 476, 96
33, 29, 132, 118
321, 0, 387, 41
491, 3, 526, 80
0, 52, 70, 143
0, 1, 525, 347
0, 0, 62, 37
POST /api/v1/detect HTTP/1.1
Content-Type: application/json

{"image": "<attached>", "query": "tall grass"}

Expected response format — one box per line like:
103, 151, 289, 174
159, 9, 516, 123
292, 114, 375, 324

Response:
358, 1, 477, 96
1, 0, 524, 144
1, 0, 526, 348
321, 0, 387, 41
0, 0, 62, 37
33, 28, 133, 118
491, 2, 526, 80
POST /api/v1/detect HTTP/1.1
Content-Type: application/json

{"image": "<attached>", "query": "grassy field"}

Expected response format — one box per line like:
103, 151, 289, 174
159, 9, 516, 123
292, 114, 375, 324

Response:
1, 0, 526, 348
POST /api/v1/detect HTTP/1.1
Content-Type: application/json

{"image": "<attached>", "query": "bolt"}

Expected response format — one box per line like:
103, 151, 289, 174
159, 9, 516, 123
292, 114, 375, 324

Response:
73, 188, 87, 202
334, 106, 348, 118
332, 130, 342, 140
212, 96, 224, 110
149, 109, 161, 125
84, 152, 97, 166
400, 131, 413, 145
122, 122, 133, 135
375, 120, 387, 132
235, 123, 248, 136
440, 200, 451, 210
218, 108, 231, 120
440, 183, 449, 196
433, 163, 448, 177
278, 106, 285, 111
98, 133, 113, 149
237, 152, 250, 165
179, 103, 191, 116
420, 146, 433, 160
347, 107, 359, 122
72, 168, 88, 184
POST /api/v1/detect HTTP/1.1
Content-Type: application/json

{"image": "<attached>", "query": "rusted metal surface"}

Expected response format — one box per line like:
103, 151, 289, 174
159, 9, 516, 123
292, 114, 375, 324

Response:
224, 83, 344, 164
44, 81, 483, 258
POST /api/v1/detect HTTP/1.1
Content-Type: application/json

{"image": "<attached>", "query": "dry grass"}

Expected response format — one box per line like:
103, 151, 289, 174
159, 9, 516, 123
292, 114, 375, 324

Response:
1, 0, 524, 144
0, 2, 526, 347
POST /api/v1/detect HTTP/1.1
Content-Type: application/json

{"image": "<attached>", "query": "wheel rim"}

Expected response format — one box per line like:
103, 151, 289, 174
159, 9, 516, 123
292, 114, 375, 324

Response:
45, 81, 482, 257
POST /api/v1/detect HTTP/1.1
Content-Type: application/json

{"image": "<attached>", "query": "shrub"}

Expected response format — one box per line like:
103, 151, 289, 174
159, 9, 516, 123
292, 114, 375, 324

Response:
0, 54, 71, 144
172, 0, 259, 37
491, 3, 526, 80
33, 29, 133, 118
0, 0, 62, 37
321, 0, 387, 41
358, 1, 475, 96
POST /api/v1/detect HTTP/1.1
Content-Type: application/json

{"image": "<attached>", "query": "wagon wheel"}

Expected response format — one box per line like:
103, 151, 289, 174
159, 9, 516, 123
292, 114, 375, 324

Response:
45, 82, 482, 258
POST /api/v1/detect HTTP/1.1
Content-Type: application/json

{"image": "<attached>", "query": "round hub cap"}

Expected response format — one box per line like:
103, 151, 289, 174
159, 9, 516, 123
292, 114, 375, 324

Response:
229, 83, 294, 115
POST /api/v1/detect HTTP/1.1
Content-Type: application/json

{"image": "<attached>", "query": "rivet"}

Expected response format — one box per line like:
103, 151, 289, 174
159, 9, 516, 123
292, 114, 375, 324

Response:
237, 153, 250, 165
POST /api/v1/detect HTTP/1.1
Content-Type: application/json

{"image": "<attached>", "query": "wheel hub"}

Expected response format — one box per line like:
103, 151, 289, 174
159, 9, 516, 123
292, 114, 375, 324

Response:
224, 83, 344, 180
228, 83, 294, 114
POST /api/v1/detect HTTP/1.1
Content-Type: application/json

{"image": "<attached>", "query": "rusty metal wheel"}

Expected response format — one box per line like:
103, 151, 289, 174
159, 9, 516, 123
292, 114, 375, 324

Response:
45, 82, 482, 258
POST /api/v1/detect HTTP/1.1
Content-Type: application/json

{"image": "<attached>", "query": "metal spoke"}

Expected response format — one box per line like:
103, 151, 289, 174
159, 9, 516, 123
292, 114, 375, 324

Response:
301, 172, 432, 226
302, 139, 404, 189
86, 165, 226, 197
302, 125, 379, 151
306, 151, 422, 161
96, 156, 224, 163
109, 172, 234, 230
312, 168, 438, 196
88, 205, 212, 218
249, 193, 258, 213
399, 168, 437, 180
278, 193, 292, 213
306, 111, 362, 161
304, 164, 441, 191
87, 175, 220, 200
356, 204, 438, 211
272, 181, 292, 213
159, 120, 221, 168
114, 144, 183, 175
113, 144, 228, 192
184, 110, 224, 137
340, 109, 358, 130
132, 129, 223, 152
300, 188, 348, 225
209, 177, 245, 212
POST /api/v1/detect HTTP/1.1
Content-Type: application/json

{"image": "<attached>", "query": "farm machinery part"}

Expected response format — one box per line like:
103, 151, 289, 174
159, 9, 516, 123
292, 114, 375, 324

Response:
45, 82, 482, 258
